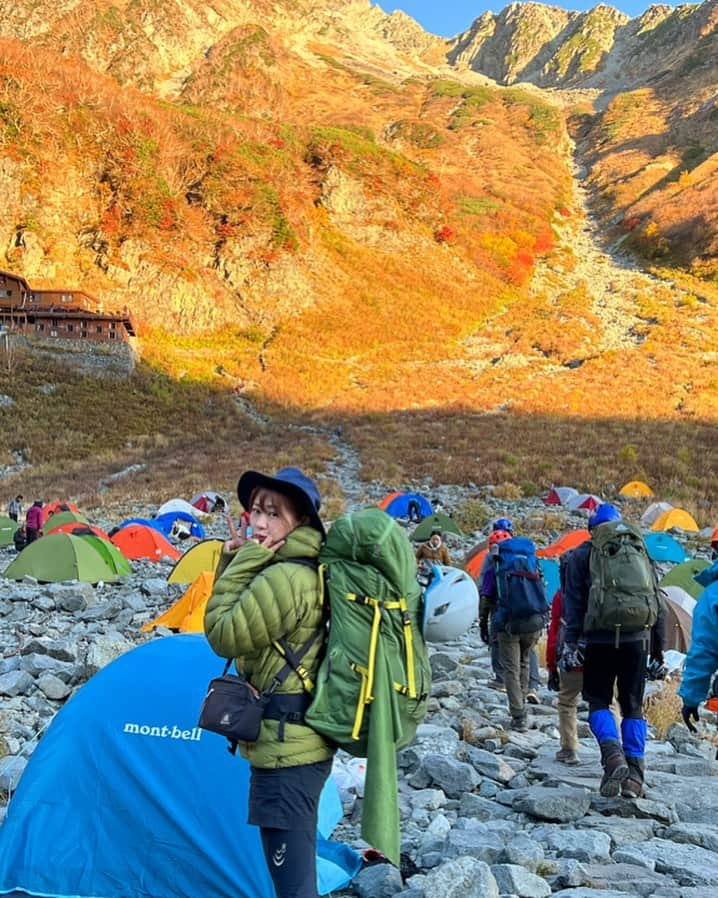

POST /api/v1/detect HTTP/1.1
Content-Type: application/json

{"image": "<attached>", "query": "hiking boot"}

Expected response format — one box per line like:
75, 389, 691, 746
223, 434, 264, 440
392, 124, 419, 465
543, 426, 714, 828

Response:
599, 739, 629, 797
525, 691, 540, 705
488, 678, 506, 691
555, 748, 580, 765
510, 714, 528, 733
621, 757, 645, 799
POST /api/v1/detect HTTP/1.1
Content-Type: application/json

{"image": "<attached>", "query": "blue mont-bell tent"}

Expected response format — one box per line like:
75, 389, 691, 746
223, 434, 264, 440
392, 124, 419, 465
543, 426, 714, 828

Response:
0, 634, 360, 898
643, 531, 689, 565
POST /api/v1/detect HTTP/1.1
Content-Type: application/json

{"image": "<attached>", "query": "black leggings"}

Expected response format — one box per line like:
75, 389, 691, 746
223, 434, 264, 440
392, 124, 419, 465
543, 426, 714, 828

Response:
260, 827, 319, 898
582, 639, 647, 718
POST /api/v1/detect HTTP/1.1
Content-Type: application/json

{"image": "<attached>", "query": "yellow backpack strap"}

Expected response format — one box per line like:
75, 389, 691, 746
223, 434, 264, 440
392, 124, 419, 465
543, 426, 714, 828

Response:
398, 597, 417, 698
346, 594, 384, 741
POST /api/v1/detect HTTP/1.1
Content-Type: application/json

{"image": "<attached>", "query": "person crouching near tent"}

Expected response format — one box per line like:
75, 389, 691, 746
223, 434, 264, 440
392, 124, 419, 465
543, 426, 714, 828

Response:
204, 467, 332, 898
415, 527, 451, 567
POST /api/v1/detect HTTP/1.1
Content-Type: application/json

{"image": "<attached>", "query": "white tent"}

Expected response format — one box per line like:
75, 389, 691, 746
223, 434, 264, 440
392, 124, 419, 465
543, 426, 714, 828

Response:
156, 498, 200, 518
566, 493, 602, 512
641, 501, 673, 527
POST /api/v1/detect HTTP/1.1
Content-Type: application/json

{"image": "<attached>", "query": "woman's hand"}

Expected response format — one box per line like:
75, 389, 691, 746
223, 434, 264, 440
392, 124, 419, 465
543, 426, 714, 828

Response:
223, 512, 247, 552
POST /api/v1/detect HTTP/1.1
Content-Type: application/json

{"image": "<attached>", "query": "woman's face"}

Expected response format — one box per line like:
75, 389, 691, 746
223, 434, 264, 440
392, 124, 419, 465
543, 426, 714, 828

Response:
249, 488, 302, 544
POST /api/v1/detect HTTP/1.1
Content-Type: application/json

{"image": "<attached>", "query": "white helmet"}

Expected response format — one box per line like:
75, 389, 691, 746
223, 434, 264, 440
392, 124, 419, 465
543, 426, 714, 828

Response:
422, 565, 479, 643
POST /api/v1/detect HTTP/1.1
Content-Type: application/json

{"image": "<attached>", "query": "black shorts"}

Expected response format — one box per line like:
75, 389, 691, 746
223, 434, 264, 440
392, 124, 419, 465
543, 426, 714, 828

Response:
248, 759, 332, 832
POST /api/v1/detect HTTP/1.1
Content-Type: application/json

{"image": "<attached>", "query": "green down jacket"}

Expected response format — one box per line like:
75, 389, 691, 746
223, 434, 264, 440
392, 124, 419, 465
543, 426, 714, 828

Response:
204, 526, 333, 769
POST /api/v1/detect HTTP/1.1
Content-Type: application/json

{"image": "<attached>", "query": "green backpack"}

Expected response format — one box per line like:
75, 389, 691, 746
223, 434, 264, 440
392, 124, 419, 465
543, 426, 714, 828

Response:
304, 507, 431, 757
586, 520, 661, 645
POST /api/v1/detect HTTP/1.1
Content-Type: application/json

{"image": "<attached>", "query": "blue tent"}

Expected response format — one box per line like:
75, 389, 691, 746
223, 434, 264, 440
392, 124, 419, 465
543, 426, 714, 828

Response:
540, 557, 560, 602
0, 635, 360, 898
644, 532, 689, 564
117, 514, 205, 540
383, 492, 432, 520
153, 511, 205, 540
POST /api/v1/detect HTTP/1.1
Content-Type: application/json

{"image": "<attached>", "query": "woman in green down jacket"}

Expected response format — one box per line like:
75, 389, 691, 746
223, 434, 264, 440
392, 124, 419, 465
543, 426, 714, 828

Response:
204, 467, 333, 898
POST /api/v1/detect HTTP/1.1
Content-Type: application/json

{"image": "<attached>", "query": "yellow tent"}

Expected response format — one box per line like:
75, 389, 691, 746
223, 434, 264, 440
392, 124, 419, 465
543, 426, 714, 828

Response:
651, 508, 699, 532
619, 480, 654, 498
142, 571, 214, 632
167, 539, 223, 584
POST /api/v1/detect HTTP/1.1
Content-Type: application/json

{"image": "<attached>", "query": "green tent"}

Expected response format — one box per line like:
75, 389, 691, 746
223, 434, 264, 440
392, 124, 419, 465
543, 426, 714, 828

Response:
3, 533, 119, 584
44, 511, 90, 532
78, 534, 132, 577
0, 515, 19, 547
412, 512, 463, 542
660, 558, 710, 600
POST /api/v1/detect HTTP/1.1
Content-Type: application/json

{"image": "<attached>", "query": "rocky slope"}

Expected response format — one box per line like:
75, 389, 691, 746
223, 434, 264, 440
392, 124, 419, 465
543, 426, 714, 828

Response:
2, 483, 718, 898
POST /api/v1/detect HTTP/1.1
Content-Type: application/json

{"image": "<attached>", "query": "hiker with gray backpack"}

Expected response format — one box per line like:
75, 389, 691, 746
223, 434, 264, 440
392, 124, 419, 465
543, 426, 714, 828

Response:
562, 503, 665, 799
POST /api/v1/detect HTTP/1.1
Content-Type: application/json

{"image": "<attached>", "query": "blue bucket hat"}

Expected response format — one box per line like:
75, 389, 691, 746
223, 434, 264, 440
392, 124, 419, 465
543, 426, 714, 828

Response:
237, 466, 324, 535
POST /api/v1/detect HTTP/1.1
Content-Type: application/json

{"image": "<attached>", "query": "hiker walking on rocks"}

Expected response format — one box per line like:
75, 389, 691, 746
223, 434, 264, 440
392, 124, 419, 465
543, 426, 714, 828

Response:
204, 467, 332, 898
562, 503, 664, 798
7, 494, 22, 522
25, 500, 43, 544
480, 522, 549, 731
679, 558, 718, 733
546, 553, 582, 765
479, 518, 541, 702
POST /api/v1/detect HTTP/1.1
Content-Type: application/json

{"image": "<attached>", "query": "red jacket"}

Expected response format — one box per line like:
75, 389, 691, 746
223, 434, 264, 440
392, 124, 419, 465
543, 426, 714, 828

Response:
26, 504, 43, 531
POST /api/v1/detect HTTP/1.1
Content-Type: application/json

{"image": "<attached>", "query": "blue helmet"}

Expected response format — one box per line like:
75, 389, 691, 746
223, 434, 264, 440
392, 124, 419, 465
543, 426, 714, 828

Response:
492, 517, 513, 533
588, 503, 621, 530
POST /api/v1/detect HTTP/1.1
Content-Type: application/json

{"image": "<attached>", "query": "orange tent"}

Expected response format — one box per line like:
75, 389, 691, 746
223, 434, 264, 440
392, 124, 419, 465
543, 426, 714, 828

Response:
142, 571, 214, 633
464, 548, 488, 580
41, 501, 81, 524
49, 522, 113, 541
710, 524, 718, 544
111, 524, 181, 561
537, 529, 591, 558
378, 491, 402, 511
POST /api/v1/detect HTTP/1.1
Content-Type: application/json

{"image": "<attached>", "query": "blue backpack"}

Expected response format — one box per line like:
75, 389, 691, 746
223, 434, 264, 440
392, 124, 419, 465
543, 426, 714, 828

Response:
494, 537, 549, 633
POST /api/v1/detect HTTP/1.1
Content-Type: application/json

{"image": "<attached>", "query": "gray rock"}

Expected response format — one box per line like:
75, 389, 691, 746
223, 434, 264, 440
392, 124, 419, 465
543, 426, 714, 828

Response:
20, 653, 74, 682
21, 637, 77, 662
575, 814, 656, 846
491, 864, 551, 898
444, 828, 505, 864
409, 754, 481, 798
37, 672, 72, 700
551, 890, 641, 898
511, 785, 591, 822
410, 789, 448, 811
578, 863, 672, 898
77, 598, 125, 621
459, 792, 513, 821
546, 829, 611, 862
462, 747, 518, 784
664, 822, 718, 852
140, 579, 168, 597
85, 633, 133, 677
0, 656, 21, 675
353, 863, 404, 898
614, 838, 718, 885
0, 756, 26, 792
646, 772, 718, 825
0, 670, 34, 696
501, 834, 545, 871
422, 856, 499, 898
590, 795, 677, 824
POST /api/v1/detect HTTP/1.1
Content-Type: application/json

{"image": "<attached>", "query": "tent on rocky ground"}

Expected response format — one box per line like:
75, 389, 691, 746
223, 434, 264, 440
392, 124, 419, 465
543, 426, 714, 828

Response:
43, 510, 89, 532
41, 501, 82, 524
619, 480, 654, 498
111, 524, 181, 562
644, 532, 689, 564
543, 486, 579, 506
153, 511, 205, 540
463, 544, 488, 580
156, 498, 202, 519
660, 559, 710, 600
537, 529, 591, 558
660, 586, 696, 653
0, 634, 361, 898
143, 571, 214, 632
191, 491, 227, 513
651, 508, 699, 533
51, 522, 113, 542
77, 534, 132, 577
3, 533, 120, 584
378, 491, 432, 520
0, 515, 19, 546
167, 539, 224, 584
412, 512, 462, 541
641, 501, 673, 527
566, 493, 602, 512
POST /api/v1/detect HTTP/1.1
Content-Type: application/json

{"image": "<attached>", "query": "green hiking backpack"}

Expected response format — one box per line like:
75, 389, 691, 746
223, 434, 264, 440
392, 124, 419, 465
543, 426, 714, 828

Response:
586, 519, 661, 645
304, 507, 431, 757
